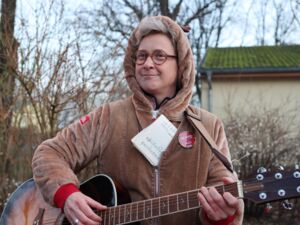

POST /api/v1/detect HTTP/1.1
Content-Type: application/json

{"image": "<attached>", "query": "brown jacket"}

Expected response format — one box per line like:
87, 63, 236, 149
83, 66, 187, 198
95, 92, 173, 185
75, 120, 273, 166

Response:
32, 16, 243, 225
32, 96, 243, 225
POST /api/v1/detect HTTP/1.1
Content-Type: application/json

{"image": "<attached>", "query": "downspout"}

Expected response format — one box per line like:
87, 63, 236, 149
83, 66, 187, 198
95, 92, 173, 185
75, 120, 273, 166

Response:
207, 71, 213, 112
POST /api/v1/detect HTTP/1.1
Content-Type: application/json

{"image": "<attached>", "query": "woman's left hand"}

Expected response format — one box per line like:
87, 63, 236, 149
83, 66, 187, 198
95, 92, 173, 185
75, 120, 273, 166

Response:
198, 177, 242, 222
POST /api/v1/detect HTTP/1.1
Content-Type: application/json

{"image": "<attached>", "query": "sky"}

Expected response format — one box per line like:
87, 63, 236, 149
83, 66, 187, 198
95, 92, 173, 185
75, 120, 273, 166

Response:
15, 0, 300, 47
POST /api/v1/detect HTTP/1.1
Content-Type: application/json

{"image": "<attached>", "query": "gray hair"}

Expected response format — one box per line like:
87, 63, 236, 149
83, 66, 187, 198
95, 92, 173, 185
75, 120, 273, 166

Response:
135, 16, 177, 47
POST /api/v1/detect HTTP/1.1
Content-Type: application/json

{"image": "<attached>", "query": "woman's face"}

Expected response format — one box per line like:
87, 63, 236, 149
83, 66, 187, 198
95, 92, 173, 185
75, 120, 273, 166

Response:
135, 33, 178, 103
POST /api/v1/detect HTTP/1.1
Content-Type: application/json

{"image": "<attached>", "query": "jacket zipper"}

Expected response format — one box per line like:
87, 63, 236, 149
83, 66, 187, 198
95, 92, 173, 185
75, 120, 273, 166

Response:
153, 166, 160, 225
154, 166, 160, 197
152, 110, 160, 224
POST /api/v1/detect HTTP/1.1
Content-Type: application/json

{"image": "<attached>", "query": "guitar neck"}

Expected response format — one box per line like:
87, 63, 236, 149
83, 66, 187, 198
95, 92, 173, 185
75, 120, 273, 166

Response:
98, 182, 243, 225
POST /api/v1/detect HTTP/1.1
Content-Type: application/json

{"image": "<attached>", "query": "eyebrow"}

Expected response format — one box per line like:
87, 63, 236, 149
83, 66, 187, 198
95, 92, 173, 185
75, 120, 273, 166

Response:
137, 49, 175, 54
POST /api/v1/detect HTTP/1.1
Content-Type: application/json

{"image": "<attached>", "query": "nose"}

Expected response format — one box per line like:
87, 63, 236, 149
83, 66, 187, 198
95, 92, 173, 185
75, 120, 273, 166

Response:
143, 55, 155, 68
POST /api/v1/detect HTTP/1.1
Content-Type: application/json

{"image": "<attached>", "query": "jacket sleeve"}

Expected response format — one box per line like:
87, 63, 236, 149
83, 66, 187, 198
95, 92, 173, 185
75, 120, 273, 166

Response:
32, 104, 111, 206
199, 118, 244, 225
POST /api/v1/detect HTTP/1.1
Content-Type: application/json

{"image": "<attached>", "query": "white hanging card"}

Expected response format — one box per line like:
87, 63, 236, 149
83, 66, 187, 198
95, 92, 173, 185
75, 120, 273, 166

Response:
131, 115, 177, 166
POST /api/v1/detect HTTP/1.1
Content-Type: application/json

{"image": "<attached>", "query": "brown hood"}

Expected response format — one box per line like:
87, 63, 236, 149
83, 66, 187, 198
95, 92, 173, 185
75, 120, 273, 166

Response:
123, 16, 195, 121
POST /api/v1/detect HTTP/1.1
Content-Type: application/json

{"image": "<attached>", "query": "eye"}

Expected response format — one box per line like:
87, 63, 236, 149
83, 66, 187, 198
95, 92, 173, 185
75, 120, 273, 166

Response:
136, 51, 147, 60
154, 50, 166, 60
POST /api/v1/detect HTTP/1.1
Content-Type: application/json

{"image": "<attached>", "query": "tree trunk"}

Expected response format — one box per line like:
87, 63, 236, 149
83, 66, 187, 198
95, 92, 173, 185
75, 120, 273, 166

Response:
0, 0, 18, 174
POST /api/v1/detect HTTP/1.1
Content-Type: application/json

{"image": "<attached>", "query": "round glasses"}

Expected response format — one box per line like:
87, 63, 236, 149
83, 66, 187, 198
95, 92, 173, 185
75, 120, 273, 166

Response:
135, 49, 177, 65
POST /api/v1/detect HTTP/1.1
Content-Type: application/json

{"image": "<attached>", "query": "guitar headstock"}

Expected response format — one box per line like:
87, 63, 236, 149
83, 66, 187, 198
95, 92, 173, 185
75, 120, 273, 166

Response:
242, 167, 300, 204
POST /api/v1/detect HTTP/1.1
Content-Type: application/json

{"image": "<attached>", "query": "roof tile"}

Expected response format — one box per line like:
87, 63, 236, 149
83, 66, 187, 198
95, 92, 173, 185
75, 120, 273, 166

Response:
202, 45, 300, 71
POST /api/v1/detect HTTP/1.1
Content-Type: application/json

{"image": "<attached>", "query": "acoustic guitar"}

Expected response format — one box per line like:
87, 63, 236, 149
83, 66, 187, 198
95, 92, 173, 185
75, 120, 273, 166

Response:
0, 168, 299, 225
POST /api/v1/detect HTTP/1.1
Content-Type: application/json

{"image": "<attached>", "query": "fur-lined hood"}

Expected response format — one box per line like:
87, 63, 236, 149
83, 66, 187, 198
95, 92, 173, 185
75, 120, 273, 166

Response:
123, 16, 195, 121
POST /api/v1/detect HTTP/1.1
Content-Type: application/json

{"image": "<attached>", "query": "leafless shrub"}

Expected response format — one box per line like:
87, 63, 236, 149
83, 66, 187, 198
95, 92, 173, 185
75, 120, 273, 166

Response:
0, 0, 128, 214
224, 102, 300, 224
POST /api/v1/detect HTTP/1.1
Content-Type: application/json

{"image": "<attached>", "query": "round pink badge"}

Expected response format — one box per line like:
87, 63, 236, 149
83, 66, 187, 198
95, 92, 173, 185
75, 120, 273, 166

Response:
178, 131, 195, 149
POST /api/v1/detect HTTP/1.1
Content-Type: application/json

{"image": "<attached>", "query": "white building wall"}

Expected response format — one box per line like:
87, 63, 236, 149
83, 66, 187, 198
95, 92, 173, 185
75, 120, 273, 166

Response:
201, 79, 300, 122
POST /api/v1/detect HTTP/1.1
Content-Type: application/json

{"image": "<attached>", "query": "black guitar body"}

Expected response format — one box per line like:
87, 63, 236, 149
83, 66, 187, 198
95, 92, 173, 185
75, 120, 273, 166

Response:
66, 174, 139, 225
0, 174, 139, 225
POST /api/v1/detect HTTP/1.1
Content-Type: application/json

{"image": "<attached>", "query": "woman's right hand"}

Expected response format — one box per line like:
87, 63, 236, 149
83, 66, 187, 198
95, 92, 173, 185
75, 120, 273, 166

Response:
64, 192, 107, 225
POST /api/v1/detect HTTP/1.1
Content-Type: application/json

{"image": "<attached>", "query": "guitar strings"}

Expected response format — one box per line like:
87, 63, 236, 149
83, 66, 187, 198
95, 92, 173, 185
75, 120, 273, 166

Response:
40, 189, 207, 225
99, 194, 202, 225
39, 184, 251, 224
87, 184, 238, 224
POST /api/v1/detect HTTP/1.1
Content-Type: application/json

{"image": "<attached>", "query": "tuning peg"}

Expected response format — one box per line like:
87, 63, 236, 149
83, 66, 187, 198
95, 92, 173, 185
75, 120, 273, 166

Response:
294, 170, 300, 179
282, 200, 293, 210
264, 203, 272, 214
276, 165, 285, 171
257, 167, 267, 174
256, 167, 267, 180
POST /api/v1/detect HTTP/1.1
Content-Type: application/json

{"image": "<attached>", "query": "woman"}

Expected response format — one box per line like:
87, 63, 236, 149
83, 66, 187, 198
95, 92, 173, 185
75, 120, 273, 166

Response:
32, 16, 243, 225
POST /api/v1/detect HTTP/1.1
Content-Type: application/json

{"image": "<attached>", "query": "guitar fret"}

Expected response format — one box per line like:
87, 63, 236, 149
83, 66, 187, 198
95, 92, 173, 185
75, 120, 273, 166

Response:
137, 201, 144, 220
125, 204, 131, 222
114, 207, 117, 224
178, 192, 188, 210
177, 194, 179, 211
168, 195, 177, 213
143, 200, 145, 219
101, 210, 107, 225
188, 191, 199, 208
160, 196, 169, 215
152, 198, 159, 217
118, 205, 124, 224
130, 203, 133, 222
107, 208, 110, 225
226, 183, 237, 196
115, 205, 120, 224
109, 207, 113, 225
216, 186, 223, 195
145, 199, 152, 218
106, 210, 110, 225
131, 203, 137, 222
107, 210, 110, 225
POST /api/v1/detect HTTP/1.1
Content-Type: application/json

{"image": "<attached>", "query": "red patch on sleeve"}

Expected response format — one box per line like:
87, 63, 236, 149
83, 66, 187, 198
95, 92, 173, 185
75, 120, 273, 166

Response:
80, 115, 90, 125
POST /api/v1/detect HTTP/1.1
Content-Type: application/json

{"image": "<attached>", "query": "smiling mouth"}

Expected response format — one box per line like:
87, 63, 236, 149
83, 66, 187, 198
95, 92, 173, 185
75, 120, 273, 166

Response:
141, 74, 158, 80
142, 74, 158, 77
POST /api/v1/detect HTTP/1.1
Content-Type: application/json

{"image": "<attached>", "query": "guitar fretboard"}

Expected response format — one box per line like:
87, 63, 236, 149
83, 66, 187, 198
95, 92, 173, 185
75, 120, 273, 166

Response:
98, 182, 241, 225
